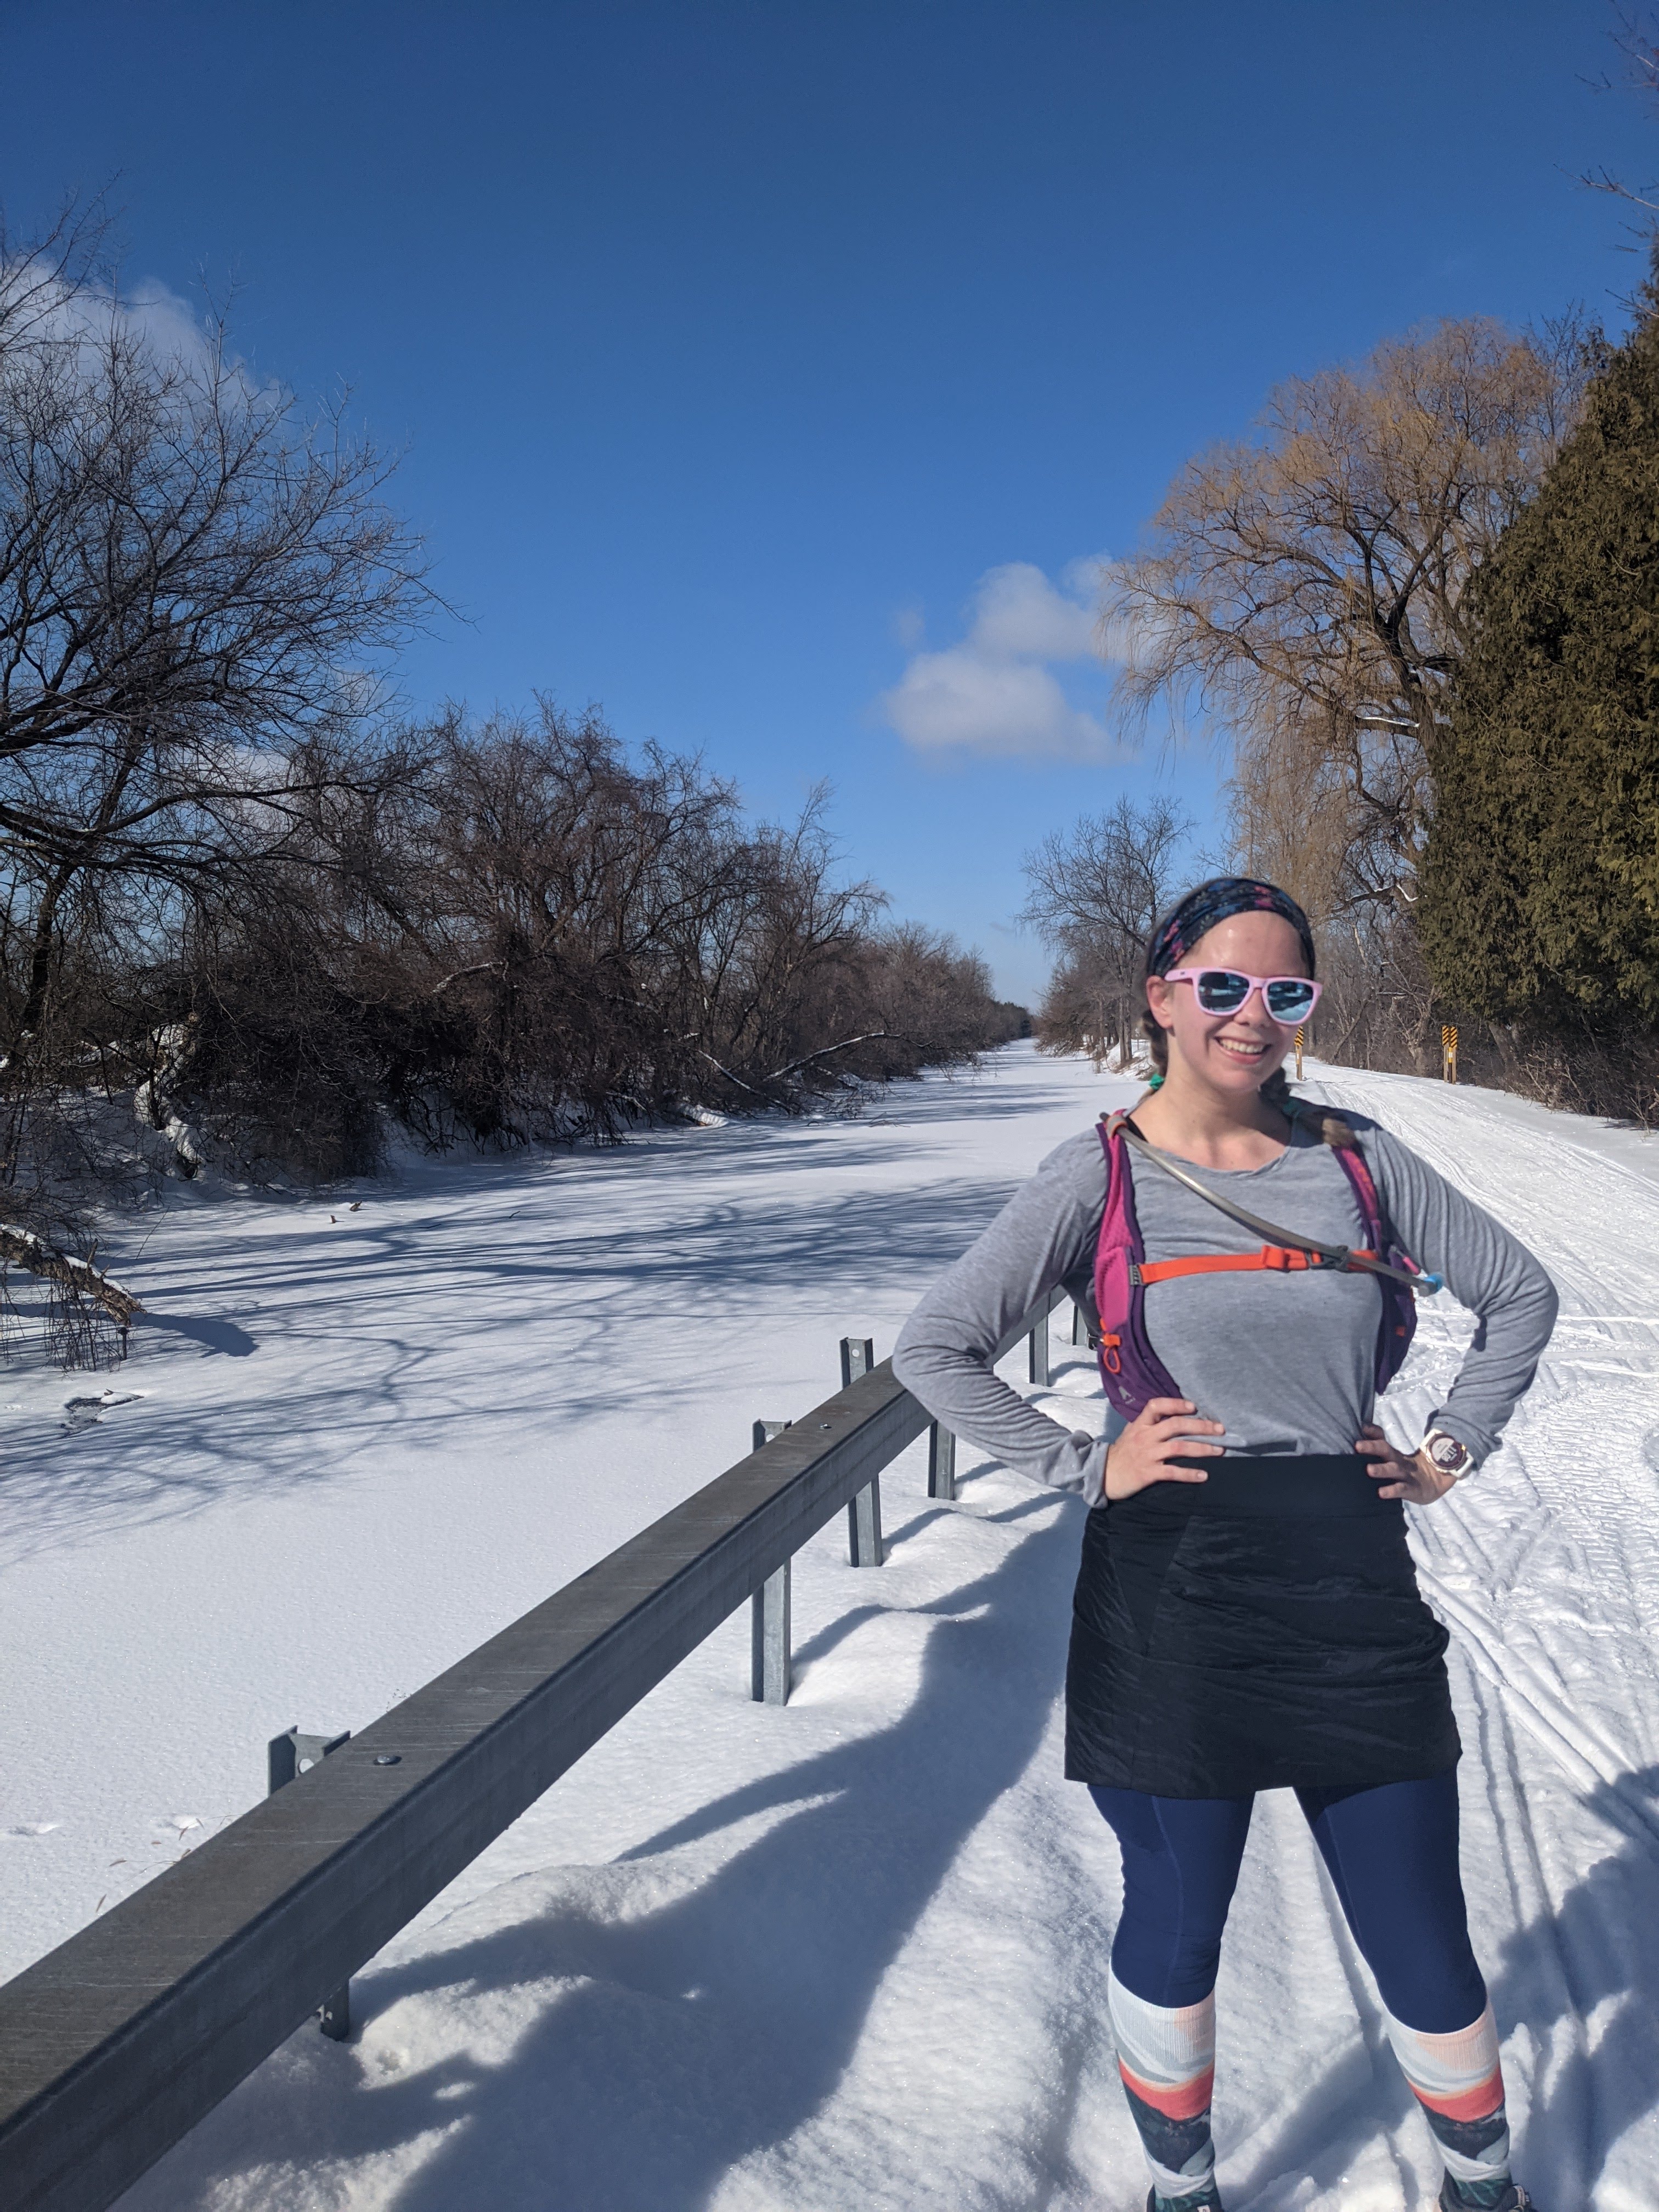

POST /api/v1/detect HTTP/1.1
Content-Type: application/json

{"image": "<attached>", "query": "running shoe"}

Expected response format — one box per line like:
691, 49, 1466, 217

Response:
1147, 2188, 1224, 2212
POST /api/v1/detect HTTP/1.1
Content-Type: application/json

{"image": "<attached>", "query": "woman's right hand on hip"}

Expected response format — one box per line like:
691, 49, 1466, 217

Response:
1103, 1398, 1224, 1500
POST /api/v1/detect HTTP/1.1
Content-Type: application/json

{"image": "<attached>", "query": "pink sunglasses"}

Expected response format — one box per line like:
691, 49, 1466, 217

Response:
1161, 967, 1322, 1025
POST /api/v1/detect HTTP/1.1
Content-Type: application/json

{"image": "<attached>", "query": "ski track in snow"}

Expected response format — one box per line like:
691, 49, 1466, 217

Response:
2, 1047, 1655, 2209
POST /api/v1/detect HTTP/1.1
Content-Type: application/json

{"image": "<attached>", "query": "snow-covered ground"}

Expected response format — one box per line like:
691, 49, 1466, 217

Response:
3, 1043, 1657, 2210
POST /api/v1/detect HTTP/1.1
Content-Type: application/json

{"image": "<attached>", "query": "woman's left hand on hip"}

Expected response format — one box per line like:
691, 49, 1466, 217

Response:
1355, 1424, 1459, 1505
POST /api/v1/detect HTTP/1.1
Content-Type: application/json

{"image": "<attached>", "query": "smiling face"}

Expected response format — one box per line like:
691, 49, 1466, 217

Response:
1144, 909, 1308, 1099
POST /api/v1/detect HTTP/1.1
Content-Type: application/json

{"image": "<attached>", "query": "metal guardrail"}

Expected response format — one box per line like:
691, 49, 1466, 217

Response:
0, 1289, 1069, 2212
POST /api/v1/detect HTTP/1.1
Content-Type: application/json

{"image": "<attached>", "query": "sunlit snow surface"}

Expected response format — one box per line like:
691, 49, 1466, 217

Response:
3, 1045, 1657, 2209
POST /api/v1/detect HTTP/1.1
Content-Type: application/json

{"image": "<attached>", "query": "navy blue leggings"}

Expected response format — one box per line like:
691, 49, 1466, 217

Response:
1091, 1773, 1487, 2033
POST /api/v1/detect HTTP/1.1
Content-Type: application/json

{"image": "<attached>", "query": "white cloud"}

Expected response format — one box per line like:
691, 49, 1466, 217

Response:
0, 257, 278, 415
879, 557, 1122, 760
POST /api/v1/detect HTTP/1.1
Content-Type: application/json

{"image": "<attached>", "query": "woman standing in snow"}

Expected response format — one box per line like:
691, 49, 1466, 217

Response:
893, 877, 1556, 2212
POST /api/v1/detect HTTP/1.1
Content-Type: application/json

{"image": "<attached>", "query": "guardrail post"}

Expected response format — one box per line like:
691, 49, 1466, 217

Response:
1072, 1302, 1092, 1349
848, 1481, 883, 1565
748, 1419, 794, 1703
839, 1337, 883, 1565
1028, 1309, 1051, 1386
927, 1422, 956, 1500
839, 1336, 874, 1389
751, 1562, 791, 1702
267, 1728, 352, 2039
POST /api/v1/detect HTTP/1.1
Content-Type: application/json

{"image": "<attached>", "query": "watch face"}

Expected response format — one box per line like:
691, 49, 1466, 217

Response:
1427, 1434, 1469, 1473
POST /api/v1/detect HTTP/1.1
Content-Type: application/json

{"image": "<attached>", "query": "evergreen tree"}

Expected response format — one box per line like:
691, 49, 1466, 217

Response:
1420, 284, 1659, 1037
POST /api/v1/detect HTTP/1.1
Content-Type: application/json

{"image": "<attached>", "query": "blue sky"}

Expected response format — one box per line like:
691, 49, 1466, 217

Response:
4, 1, 1654, 1000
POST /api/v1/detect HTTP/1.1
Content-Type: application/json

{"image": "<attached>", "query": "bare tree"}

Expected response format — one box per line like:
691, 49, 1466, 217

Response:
1103, 320, 1594, 916
0, 228, 431, 1066
0, 216, 1025, 1347
1582, 7, 1659, 219
0, 212, 431, 1329
193, 703, 1021, 1165
1020, 796, 1193, 1063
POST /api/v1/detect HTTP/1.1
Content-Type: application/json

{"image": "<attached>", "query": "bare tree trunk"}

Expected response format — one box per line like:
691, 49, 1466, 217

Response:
0, 1224, 142, 1325
11, 859, 76, 1054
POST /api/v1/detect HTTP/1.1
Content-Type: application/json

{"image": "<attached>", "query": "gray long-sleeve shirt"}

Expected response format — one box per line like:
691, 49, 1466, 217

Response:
891, 1110, 1558, 1508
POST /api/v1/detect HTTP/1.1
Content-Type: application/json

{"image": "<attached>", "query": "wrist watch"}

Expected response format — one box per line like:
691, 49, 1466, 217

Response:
1419, 1427, 1474, 1482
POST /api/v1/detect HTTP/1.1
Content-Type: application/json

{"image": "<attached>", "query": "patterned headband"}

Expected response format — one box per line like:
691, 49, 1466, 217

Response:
1146, 876, 1316, 978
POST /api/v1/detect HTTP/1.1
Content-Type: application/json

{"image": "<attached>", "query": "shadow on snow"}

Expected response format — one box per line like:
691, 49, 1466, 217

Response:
121, 1504, 1085, 2212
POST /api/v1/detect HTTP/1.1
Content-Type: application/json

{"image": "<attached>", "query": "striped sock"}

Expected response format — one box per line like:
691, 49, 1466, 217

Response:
1107, 1967, 1218, 2206
1383, 2001, 1511, 2207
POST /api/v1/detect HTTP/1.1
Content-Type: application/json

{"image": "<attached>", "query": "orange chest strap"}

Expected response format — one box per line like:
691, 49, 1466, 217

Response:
1136, 1244, 1380, 1285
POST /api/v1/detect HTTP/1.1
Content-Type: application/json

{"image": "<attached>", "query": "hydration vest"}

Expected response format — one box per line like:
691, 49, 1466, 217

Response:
1091, 1108, 1438, 1422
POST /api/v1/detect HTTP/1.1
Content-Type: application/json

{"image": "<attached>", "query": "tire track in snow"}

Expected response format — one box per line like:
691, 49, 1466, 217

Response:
1246, 1071, 1659, 2202
1301, 1067, 1659, 1324
1306, 1068, 1659, 1837
1415, 1554, 1658, 1846
1459, 1667, 1589, 2204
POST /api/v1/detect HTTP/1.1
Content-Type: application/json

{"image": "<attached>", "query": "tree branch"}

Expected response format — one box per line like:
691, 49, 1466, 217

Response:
0, 1224, 142, 1325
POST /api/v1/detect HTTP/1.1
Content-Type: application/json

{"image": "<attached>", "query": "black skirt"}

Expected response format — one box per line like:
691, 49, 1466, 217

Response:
1064, 1454, 1460, 1797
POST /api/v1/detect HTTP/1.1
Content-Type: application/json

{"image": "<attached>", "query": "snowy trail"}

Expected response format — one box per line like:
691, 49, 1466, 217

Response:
1297, 1069, 1659, 2208
1305, 1069, 1659, 1807
3, 1048, 1657, 2209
